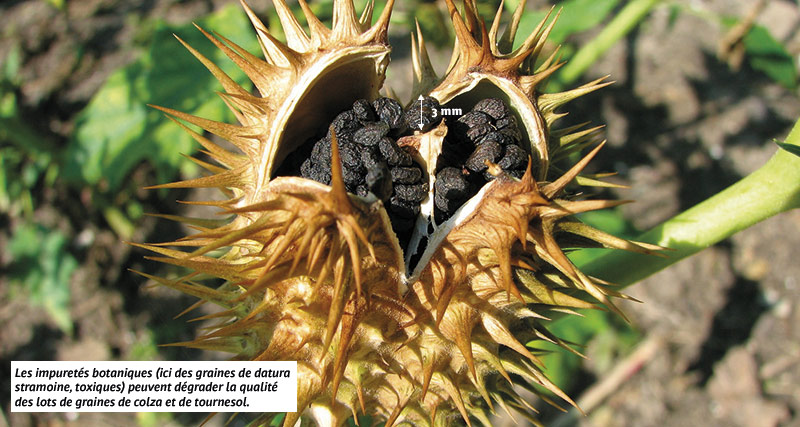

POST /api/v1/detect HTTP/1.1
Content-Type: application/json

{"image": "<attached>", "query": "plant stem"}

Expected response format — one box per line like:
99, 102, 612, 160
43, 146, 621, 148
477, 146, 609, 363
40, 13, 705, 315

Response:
558, 0, 662, 86
576, 118, 800, 287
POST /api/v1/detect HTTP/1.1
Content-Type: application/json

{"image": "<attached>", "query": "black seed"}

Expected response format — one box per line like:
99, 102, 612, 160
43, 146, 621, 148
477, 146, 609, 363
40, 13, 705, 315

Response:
353, 122, 390, 146
373, 97, 405, 129
300, 159, 331, 185
379, 137, 413, 166
434, 167, 469, 200
477, 131, 515, 146
390, 167, 423, 184
457, 111, 492, 128
342, 165, 363, 188
339, 142, 364, 171
360, 147, 382, 170
434, 191, 466, 215
352, 99, 376, 122
388, 195, 420, 218
473, 98, 509, 120
394, 183, 427, 203
404, 96, 441, 132
316, 157, 332, 174
498, 144, 527, 170
465, 140, 503, 172
366, 162, 393, 201
300, 158, 314, 176
499, 126, 522, 143
496, 115, 522, 141
311, 169, 332, 185
466, 123, 495, 142
433, 167, 472, 217
327, 110, 360, 141
311, 137, 332, 163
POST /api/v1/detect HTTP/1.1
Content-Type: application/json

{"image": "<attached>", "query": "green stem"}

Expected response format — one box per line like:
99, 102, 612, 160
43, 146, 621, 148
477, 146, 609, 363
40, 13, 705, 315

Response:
577, 118, 800, 287
558, 0, 662, 86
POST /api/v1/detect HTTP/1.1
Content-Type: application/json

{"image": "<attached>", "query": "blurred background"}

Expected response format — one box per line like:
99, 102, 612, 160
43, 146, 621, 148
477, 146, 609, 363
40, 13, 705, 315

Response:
1, 0, 799, 426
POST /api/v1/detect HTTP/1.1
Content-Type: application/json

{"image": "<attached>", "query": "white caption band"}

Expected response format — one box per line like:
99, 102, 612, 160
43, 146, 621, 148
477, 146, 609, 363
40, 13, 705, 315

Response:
11, 361, 297, 412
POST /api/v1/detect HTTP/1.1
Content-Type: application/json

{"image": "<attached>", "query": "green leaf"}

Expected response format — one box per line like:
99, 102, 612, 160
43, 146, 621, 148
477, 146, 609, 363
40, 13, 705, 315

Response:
776, 140, 800, 157
63, 4, 258, 192
514, 0, 620, 48
744, 25, 798, 88
723, 18, 798, 89
8, 223, 78, 334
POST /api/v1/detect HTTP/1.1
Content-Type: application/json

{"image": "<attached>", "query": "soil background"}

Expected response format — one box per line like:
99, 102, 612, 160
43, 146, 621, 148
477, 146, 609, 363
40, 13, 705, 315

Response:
1, 0, 799, 426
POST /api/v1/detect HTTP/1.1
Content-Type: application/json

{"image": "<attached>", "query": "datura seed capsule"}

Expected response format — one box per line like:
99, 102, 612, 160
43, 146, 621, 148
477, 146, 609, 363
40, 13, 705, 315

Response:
137, 1, 662, 425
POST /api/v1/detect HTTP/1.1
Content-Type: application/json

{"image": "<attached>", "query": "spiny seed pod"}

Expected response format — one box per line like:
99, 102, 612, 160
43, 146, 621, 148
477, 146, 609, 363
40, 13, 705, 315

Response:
135, 1, 663, 426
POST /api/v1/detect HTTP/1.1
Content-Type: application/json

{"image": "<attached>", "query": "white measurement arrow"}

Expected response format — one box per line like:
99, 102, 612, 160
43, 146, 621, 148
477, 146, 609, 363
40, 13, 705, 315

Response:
417, 95, 425, 130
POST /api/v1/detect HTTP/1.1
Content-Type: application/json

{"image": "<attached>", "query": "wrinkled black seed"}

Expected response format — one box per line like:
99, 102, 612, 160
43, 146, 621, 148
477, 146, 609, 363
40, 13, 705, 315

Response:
342, 166, 363, 187
352, 99, 376, 122
310, 137, 332, 162
494, 115, 516, 130
373, 97, 405, 129
394, 183, 427, 203
339, 142, 364, 171
327, 110, 360, 140
434, 167, 469, 199
433, 167, 471, 217
366, 162, 393, 201
466, 123, 495, 142
477, 131, 515, 146
434, 191, 466, 215
300, 158, 314, 177
404, 96, 441, 132
499, 126, 522, 143
360, 147, 382, 170
311, 169, 332, 185
388, 195, 420, 218
496, 115, 521, 141
390, 166, 423, 184
300, 158, 331, 185
317, 157, 332, 174
473, 98, 509, 120
379, 137, 412, 166
465, 140, 502, 172
495, 115, 522, 140
498, 144, 528, 170
457, 111, 492, 128
353, 122, 390, 146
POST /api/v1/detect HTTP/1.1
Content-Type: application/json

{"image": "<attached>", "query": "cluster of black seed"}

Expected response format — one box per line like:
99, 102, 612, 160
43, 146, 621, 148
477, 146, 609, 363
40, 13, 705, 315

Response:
281, 96, 527, 235
433, 98, 528, 223
297, 98, 429, 234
